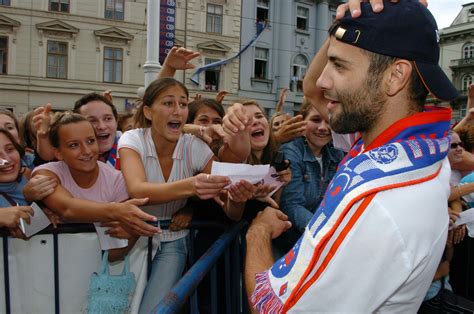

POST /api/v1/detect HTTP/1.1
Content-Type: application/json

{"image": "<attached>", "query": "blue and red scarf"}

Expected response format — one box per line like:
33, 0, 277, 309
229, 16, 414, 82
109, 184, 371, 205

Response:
101, 133, 121, 170
251, 107, 452, 313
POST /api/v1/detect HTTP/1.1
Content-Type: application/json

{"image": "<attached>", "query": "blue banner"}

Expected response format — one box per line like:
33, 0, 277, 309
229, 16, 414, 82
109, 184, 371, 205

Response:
160, 0, 176, 65
191, 23, 268, 85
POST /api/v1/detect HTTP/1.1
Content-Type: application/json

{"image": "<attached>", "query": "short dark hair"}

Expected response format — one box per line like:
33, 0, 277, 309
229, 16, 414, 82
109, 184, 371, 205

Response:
73, 93, 118, 121
49, 112, 88, 148
0, 128, 24, 158
187, 98, 225, 124
19, 110, 36, 149
0, 109, 20, 135
118, 112, 134, 132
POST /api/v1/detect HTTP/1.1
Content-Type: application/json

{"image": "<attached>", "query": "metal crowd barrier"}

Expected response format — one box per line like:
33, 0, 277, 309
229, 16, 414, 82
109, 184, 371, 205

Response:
0, 220, 233, 314
154, 220, 249, 314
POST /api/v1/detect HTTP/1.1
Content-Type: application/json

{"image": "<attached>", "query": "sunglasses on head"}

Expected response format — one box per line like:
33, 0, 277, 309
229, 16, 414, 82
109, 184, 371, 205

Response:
450, 142, 463, 149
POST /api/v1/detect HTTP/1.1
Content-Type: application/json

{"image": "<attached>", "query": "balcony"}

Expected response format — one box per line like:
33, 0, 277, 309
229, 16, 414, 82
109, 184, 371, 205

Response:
450, 57, 474, 69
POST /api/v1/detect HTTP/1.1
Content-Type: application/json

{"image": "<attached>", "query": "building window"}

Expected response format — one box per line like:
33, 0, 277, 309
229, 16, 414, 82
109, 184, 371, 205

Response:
104, 47, 123, 83
0, 37, 7, 75
49, 0, 70, 13
257, 0, 269, 23
254, 48, 269, 79
206, 4, 223, 34
296, 6, 309, 31
291, 54, 308, 92
462, 74, 473, 91
105, 0, 124, 20
47, 41, 68, 79
463, 43, 474, 59
0, 0, 10, 6
204, 58, 220, 91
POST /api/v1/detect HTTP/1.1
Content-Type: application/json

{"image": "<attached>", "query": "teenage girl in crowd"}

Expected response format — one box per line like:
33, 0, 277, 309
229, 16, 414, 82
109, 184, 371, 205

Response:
0, 110, 35, 170
278, 101, 344, 250
222, 100, 292, 220
30, 112, 160, 312
118, 77, 258, 312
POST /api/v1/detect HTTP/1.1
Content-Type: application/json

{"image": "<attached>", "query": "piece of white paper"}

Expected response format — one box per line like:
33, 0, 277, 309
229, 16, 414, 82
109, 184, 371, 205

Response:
455, 208, 474, 238
211, 161, 285, 196
211, 161, 270, 185
19, 202, 51, 237
93, 223, 128, 250
454, 207, 474, 226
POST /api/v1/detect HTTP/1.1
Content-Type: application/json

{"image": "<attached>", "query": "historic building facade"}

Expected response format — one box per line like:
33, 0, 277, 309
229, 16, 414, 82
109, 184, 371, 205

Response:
0, 0, 151, 115
238, 0, 342, 115
0, 0, 242, 115
439, 2, 474, 121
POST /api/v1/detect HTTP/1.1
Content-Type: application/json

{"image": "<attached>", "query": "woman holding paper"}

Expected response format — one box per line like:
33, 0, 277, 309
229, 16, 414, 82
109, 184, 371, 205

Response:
119, 77, 255, 313
222, 100, 292, 222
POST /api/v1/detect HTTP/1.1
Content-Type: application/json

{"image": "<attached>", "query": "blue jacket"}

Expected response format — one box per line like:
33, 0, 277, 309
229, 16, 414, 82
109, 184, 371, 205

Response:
280, 137, 344, 234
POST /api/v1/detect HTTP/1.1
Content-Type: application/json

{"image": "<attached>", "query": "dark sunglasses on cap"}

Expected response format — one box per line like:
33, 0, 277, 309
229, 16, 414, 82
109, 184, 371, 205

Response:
450, 142, 464, 149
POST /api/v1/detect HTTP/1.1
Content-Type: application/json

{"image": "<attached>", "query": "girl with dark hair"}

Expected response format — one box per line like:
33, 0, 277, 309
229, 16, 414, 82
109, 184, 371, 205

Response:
278, 102, 344, 250
119, 77, 243, 312
0, 109, 36, 170
0, 128, 50, 238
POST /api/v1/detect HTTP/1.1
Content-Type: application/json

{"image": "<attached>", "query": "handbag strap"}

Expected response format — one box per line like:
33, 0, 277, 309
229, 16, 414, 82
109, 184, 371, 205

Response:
0, 192, 17, 207
122, 254, 131, 275
101, 250, 132, 276
100, 251, 109, 275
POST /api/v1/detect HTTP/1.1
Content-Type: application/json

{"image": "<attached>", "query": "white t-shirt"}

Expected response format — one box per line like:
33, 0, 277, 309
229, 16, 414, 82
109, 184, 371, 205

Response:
118, 128, 214, 242
290, 158, 450, 312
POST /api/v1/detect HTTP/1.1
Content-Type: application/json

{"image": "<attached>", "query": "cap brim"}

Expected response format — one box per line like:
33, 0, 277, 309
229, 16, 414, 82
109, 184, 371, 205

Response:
414, 62, 459, 102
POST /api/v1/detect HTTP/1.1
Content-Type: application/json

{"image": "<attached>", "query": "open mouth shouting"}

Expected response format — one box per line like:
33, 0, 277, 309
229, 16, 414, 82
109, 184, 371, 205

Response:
97, 132, 111, 143
251, 128, 266, 141
167, 120, 182, 132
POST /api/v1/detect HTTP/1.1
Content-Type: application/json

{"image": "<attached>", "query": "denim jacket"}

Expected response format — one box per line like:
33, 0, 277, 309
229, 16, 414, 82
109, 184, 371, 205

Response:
280, 137, 344, 234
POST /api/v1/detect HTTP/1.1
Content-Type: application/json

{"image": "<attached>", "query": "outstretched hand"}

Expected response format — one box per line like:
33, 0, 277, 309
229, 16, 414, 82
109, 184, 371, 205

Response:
163, 46, 201, 71
116, 198, 161, 237
32, 103, 53, 137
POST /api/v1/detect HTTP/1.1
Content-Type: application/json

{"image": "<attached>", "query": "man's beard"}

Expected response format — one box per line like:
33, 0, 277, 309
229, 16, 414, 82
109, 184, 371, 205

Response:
328, 77, 386, 135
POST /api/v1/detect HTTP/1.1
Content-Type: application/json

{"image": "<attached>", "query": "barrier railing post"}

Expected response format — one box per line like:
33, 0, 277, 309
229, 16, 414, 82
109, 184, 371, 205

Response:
154, 221, 247, 313
53, 232, 60, 314
3, 236, 10, 314
224, 248, 231, 313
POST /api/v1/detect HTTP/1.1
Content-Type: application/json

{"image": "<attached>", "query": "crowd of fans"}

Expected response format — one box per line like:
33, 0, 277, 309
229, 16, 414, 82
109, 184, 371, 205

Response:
0, 0, 473, 312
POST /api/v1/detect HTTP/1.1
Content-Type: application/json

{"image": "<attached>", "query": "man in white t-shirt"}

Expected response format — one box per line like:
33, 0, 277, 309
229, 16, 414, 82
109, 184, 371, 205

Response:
244, 1, 458, 312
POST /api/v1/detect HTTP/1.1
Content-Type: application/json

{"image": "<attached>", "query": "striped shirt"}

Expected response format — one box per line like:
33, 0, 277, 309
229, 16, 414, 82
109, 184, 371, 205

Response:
118, 128, 214, 242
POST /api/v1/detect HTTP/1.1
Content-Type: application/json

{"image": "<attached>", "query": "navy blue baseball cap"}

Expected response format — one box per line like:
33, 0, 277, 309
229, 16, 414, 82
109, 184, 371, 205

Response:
331, 0, 458, 101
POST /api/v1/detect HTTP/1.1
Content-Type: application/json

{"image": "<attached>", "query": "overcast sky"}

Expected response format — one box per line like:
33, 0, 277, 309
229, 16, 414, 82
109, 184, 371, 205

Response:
428, 0, 469, 29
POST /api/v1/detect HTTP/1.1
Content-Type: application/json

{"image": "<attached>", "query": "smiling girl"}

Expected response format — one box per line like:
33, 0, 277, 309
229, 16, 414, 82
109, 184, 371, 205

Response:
278, 101, 344, 248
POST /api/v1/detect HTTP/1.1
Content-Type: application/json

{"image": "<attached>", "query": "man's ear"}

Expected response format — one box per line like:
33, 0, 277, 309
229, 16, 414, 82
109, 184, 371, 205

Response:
384, 60, 412, 97
53, 148, 63, 161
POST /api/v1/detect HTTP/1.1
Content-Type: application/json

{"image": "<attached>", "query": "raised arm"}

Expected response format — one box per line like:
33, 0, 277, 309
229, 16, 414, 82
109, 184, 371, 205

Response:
33, 104, 56, 161
303, 39, 330, 121
157, 46, 201, 79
